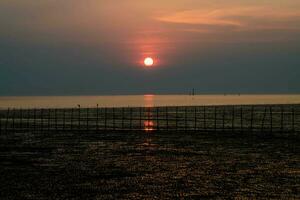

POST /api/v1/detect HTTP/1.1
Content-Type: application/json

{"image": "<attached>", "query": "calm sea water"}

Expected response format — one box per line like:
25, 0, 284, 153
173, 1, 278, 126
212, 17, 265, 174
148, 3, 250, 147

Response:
0, 95, 300, 108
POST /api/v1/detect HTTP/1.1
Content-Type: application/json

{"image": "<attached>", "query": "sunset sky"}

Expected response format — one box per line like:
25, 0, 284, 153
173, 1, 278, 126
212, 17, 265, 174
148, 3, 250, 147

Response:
1, 0, 300, 95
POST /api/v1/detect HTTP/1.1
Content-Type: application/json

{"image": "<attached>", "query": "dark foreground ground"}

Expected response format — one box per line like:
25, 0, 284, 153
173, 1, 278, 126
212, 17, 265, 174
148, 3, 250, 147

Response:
0, 130, 299, 199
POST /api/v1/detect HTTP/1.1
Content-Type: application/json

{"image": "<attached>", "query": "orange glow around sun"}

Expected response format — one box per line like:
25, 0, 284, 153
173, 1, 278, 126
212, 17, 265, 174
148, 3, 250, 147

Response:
144, 57, 154, 66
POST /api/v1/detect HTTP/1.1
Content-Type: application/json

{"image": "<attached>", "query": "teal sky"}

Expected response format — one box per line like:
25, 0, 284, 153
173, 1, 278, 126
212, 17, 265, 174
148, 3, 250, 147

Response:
0, 0, 300, 95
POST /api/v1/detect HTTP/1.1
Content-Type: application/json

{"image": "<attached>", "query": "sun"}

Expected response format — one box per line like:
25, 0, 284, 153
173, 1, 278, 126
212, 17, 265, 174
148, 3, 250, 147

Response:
144, 57, 154, 67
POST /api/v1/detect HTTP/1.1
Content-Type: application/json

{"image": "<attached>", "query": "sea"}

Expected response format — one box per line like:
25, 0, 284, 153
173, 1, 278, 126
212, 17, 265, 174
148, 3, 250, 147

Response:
0, 95, 299, 108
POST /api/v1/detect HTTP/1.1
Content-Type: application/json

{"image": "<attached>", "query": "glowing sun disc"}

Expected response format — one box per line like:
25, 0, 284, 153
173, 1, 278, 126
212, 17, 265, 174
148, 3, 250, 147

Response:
144, 57, 154, 66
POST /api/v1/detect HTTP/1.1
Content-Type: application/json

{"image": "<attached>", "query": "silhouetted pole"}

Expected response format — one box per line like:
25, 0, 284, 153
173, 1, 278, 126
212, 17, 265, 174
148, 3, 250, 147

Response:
270, 106, 273, 134
250, 106, 254, 132
261, 107, 267, 132
166, 107, 169, 131
139, 107, 142, 130
130, 107, 133, 130
214, 106, 217, 132
86, 108, 89, 131
62, 109, 65, 131
281, 106, 284, 133
27, 109, 30, 131
20, 109, 23, 131
78, 105, 81, 131
194, 107, 197, 131
5, 108, 9, 132
96, 104, 99, 131
33, 108, 36, 132
104, 107, 107, 130
175, 107, 178, 131
203, 107, 206, 131
112, 107, 115, 130
292, 106, 295, 132
71, 108, 74, 131
222, 107, 225, 132
55, 109, 58, 132
12, 108, 15, 131
185, 107, 187, 132
41, 108, 44, 132
240, 106, 243, 133
0, 110, 2, 134
232, 106, 235, 132
156, 107, 160, 131
122, 107, 125, 130
48, 109, 50, 132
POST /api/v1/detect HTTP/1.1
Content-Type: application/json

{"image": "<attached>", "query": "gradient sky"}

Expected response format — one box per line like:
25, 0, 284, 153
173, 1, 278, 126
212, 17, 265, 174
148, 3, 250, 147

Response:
1, 0, 300, 95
